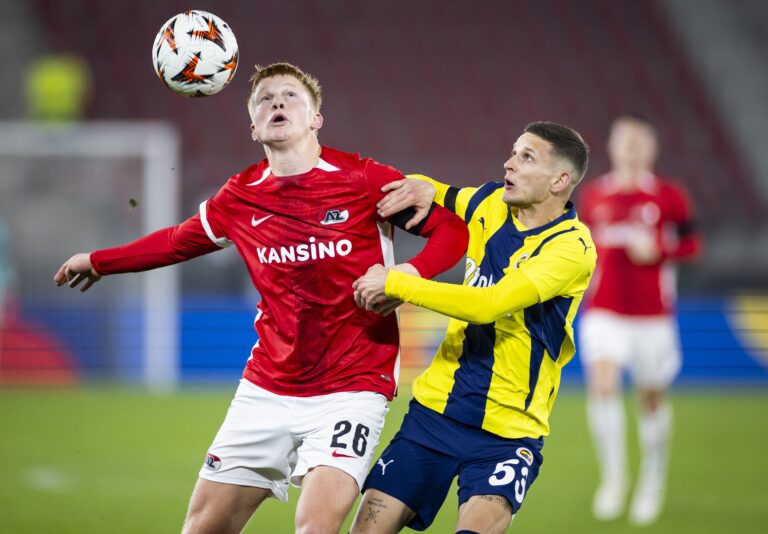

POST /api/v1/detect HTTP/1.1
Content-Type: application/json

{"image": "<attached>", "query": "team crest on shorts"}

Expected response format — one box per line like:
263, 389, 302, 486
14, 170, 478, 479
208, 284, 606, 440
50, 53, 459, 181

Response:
204, 453, 222, 471
516, 447, 533, 466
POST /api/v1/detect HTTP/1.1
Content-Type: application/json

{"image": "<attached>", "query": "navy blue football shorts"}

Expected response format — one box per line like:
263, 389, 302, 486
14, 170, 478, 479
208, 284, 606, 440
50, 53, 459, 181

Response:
363, 400, 543, 531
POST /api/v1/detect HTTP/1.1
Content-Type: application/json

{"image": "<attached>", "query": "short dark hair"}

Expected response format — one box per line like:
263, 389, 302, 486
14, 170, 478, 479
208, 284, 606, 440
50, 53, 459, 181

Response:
524, 121, 589, 184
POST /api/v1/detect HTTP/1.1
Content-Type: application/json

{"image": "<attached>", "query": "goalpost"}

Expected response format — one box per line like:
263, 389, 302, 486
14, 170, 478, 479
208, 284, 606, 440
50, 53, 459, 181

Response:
0, 121, 181, 391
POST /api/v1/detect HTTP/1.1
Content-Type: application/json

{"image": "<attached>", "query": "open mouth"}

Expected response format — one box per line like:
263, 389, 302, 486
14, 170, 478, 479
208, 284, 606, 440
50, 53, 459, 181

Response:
270, 113, 288, 125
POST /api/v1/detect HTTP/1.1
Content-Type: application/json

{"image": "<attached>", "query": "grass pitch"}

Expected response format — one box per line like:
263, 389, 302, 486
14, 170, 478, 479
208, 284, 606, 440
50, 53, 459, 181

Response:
1, 385, 766, 533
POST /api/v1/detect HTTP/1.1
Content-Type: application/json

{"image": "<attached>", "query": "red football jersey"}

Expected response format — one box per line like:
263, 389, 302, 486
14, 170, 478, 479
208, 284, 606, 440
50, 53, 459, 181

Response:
200, 147, 441, 398
578, 172, 700, 316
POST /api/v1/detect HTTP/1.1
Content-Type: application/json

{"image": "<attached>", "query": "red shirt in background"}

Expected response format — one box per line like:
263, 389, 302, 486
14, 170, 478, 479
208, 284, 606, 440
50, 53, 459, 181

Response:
578, 172, 701, 316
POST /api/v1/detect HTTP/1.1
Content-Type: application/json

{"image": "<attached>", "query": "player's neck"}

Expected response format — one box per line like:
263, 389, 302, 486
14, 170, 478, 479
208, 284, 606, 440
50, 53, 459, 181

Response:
263, 136, 322, 177
516, 198, 567, 229
612, 166, 651, 190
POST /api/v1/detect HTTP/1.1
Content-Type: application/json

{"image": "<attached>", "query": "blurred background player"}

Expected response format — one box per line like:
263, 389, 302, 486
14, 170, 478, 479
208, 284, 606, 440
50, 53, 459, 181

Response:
577, 114, 701, 525
53, 63, 467, 534
25, 53, 91, 123
351, 122, 595, 533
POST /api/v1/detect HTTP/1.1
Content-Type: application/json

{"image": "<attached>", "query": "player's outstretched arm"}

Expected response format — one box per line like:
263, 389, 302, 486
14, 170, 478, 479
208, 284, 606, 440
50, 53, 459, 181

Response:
355, 264, 540, 322
87, 215, 221, 277
377, 178, 437, 229
357, 235, 596, 323
54, 253, 102, 292
54, 215, 222, 293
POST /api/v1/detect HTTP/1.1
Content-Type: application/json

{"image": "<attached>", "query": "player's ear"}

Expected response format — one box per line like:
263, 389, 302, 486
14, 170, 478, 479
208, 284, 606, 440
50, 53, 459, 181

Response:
250, 122, 258, 141
551, 171, 572, 193
311, 112, 323, 132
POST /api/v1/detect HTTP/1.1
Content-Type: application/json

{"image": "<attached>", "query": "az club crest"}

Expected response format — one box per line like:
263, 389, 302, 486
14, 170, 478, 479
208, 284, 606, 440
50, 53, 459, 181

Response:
321, 209, 349, 225
204, 452, 222, 471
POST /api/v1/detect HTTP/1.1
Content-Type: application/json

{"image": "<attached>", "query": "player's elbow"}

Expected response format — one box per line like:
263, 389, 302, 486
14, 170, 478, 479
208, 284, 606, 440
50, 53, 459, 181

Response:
689, 236, 703, 260
452, 217, 470, 253
463, 305, 508, 325
677, 236, 703, 262
465, 314, 498, 324
414, 215, 469, 280
438, 216, 469, 275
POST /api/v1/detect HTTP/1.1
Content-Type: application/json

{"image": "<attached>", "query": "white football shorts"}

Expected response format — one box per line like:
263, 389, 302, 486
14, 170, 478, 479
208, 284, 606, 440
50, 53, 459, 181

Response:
199, 379, 388, 501
578, 309, 682, 388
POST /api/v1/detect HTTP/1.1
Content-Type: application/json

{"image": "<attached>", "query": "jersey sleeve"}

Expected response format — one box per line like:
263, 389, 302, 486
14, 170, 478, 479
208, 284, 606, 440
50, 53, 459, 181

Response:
198, 181, 235, 248
90, 213, 221, 275
518, 230, 597, 302
409, 174, 479, 221
384, 229, 595, 324
365, 161, 469, 279
663, 183, 701, 261
385, 267, 540, 324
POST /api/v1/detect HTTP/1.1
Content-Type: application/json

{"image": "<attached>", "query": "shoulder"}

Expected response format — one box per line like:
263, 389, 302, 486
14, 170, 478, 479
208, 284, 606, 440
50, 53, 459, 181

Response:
361, 158, 405, 185
468, 181, 505, 206
538, 221, 596, 267
655, 174, 690, 198
578, 174, 610, 200
476, 181, 505, 196
320, 146, 364, 170
206, 164, 262, 204
463, 181, 505, 221
229, 161, 268, 187
571, 219, 595, 248
547, 220, 593, 249
653, 174, 694, 213
322, 146, 403, 180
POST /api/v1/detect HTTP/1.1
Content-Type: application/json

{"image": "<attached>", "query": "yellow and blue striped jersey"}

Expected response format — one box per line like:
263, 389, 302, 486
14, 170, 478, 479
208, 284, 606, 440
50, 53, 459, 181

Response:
389, 175, 596, 439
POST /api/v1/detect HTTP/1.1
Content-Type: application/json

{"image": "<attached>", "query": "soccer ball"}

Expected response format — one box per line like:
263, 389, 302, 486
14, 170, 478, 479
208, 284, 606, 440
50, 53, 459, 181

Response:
152, 10, 239, 97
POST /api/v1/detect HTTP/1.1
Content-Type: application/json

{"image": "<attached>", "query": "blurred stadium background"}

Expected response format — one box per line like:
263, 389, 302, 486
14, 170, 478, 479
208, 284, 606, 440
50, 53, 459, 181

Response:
0, 0, 766, 532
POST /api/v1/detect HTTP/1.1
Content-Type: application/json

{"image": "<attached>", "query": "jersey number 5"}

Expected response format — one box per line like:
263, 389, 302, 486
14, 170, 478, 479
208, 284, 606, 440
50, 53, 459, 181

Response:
488, 458, 529, 503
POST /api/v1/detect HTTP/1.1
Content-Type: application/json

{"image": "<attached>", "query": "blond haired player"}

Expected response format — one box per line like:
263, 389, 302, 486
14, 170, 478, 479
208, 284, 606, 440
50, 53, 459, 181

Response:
54, 63, 467, 533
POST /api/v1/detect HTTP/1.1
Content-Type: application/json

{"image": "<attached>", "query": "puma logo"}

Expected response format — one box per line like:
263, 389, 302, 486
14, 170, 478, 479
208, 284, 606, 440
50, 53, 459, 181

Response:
578, 237, 592, 254
377, 458, 394, 475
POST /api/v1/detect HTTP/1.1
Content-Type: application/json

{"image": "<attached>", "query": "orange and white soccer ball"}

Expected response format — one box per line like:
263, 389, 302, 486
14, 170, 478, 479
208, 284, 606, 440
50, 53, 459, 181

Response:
152, 10, 238, 97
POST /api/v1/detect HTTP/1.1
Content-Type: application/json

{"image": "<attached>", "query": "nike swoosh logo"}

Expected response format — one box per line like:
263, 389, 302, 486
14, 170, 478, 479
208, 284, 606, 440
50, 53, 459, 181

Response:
251, 214, 273, 227
331, 450, 356, 458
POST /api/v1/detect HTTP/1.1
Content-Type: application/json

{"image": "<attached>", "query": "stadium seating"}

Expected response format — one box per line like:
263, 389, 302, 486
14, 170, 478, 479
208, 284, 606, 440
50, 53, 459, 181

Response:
32, 0, 765, 229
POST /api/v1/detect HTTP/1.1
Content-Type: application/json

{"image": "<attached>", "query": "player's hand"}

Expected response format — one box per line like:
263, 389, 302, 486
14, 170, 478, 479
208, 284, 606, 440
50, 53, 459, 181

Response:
367, 263, 420, 315
626, 230, 661, 265
352, 263, 417, 314
353, 264, 391, 312
54, 253, 102, 292
377, 178, 436, 230
369, 296, 403, 316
